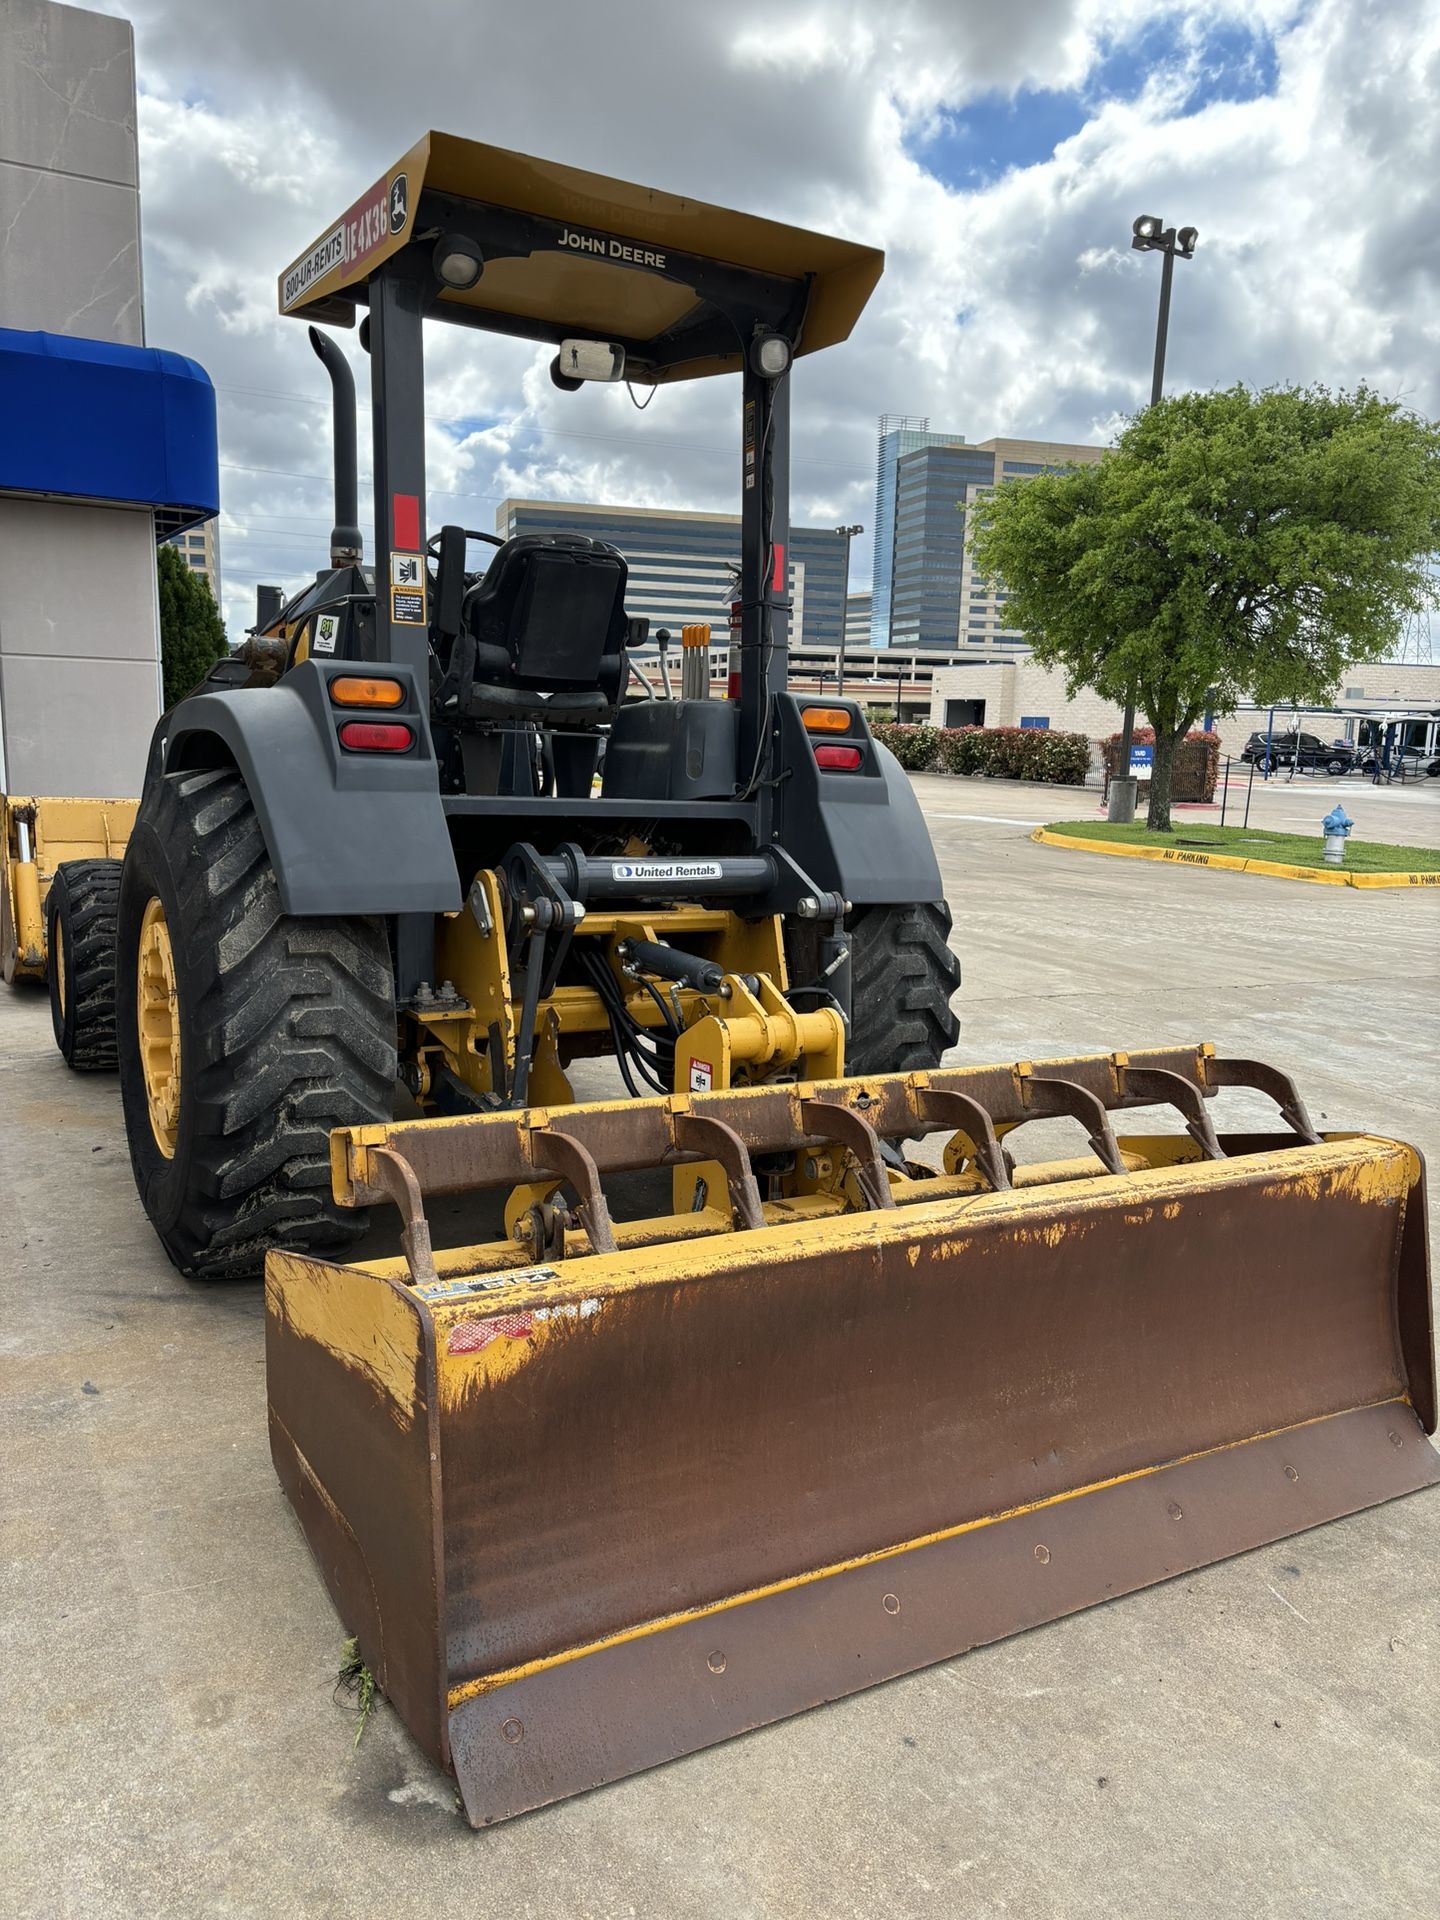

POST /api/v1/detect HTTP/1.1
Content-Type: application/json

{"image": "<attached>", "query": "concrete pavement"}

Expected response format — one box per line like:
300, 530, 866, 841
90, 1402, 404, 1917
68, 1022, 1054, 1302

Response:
3, 771, 1438, 1920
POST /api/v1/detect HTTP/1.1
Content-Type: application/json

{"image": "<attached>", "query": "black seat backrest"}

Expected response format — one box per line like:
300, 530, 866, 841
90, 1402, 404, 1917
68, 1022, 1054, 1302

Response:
459, 533, 630, 722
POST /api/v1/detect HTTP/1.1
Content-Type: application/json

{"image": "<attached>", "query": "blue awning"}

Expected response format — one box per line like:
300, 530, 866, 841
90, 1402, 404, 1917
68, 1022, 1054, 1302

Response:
0, 327, 219, 535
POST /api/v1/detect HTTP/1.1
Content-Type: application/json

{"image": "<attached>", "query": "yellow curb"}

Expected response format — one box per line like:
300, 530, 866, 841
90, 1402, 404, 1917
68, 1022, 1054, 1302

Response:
1031, 827, 1440, 890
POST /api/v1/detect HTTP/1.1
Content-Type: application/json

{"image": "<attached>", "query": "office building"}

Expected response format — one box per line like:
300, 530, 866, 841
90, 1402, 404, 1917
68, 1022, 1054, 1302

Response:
496, 500, 848, 650
870, 416, 967, 646
165, 516, 221, 601
844, 593, 872, 651
883, 433, 1105, 651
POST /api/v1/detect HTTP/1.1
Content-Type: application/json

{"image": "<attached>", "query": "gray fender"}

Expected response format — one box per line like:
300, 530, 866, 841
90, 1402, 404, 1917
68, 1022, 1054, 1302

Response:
158, 661, 461, 916
774, 696, 944, 907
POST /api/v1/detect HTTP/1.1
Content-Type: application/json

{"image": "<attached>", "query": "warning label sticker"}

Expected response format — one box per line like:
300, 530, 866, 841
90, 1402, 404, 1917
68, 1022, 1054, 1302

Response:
312, 612, 340, 655
609, 859, 724, 884
413, 1267, 560, 1301
446, 1298, 601, 1357
390, 552, 425, 625
688, 1059, 714, 1093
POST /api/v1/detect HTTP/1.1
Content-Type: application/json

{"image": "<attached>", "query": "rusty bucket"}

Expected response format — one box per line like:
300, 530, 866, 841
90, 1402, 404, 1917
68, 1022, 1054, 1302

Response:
265, 1047, 1437, 1825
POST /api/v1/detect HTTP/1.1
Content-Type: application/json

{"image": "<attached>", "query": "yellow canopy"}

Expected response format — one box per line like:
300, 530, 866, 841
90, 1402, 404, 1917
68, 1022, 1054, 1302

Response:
277, 133, 883, 382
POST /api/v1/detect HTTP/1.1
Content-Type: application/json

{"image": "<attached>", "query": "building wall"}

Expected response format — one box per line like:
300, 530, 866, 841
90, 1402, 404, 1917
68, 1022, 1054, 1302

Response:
0, 0, 159, 797
0, 1, 143, 345
497, 500, 848, 651
0, 498, 161, 794
929, 657, 1440, 765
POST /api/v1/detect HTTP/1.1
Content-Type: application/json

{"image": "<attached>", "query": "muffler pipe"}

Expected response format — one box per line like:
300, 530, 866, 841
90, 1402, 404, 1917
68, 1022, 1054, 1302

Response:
308, 326, 363, 567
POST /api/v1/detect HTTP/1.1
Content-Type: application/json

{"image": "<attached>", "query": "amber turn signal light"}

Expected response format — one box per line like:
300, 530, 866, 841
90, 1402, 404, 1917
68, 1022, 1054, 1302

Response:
330, 675, 405, 707
801, 705, 851, 733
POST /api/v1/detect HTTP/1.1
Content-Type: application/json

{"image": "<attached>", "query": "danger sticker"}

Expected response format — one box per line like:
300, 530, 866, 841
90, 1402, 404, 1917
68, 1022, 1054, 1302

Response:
609, 859, 723, 884
688, 1059, 713, 1093
312, 612, 340, 655
446, 1298, 600, 1356
448, 1311, 534, 1355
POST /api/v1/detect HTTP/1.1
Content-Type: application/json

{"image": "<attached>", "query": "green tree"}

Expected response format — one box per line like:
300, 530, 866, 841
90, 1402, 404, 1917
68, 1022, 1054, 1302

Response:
157, 541, 227, 708
968, 386, 1440, 829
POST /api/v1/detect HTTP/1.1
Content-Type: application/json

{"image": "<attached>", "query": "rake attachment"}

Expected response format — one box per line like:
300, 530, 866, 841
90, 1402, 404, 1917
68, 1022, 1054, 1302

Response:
265, 1045, 1437, 1825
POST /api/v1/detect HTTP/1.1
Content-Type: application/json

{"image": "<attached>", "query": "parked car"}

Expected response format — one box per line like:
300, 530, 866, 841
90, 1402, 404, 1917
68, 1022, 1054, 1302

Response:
1356, 743, 1440, 779
1239, 731, 1357, 775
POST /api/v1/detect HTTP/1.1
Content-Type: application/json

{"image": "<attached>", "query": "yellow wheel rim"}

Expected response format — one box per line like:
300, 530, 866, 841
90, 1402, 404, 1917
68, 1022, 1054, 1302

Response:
54, 918, 66, 1016
137, 895, 181, 1158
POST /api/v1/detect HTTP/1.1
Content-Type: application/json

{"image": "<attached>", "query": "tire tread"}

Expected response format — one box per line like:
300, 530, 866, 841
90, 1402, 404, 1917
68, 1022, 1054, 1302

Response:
48, 859, 123, 1070
118, 770, 395, 1280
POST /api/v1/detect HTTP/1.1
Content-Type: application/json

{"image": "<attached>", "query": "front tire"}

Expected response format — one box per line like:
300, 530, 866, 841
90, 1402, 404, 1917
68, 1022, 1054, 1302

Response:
116, 769, 397, 1280
789, 901, 961, 1077
47, 859, 122, 1069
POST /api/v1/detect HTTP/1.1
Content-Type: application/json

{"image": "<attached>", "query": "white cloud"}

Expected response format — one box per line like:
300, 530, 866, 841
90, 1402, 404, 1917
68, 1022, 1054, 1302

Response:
87, 0, 1440, 636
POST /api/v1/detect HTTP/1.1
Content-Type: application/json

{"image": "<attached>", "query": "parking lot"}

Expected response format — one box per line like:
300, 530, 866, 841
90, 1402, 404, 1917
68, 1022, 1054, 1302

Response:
3, 771, 1437, 1920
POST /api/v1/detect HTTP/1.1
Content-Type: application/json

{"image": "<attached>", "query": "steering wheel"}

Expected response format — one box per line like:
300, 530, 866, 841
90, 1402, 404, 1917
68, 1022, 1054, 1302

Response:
427, 528, 505, 554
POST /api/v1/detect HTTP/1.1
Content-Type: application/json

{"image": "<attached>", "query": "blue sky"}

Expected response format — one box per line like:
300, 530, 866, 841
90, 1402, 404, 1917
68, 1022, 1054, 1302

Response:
909, 16, 1285, 188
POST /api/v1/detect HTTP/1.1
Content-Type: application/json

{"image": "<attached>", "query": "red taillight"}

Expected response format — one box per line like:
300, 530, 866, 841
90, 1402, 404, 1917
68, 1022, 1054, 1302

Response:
338, 720, 414, 752
814, 743, 863, 771
727, 671, 742, 701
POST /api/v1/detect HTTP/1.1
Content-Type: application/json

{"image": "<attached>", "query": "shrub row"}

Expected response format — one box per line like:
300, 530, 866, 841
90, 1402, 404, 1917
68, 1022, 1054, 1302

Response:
1102, 727, 1221, 803
870, 723, 1093, 785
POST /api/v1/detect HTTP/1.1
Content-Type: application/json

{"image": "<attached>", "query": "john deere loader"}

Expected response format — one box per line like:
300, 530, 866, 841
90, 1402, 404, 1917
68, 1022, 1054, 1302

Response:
108, 134, 1436, 1826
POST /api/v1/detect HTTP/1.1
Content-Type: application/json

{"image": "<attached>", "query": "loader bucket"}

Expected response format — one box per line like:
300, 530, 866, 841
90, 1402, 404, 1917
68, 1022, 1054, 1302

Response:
264, 1046, 1437, 1826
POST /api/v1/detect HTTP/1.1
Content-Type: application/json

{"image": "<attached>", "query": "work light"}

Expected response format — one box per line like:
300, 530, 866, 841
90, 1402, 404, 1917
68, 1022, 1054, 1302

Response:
749, 333, 792, 378
433, 236, 484, 290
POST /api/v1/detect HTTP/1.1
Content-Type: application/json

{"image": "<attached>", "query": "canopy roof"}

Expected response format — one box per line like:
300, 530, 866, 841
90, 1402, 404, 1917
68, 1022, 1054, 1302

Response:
277, 133, 884, 383
0, 328, 217, 534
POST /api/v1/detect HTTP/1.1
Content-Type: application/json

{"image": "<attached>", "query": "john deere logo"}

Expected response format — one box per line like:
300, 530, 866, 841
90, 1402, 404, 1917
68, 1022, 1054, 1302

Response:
389, 174, 408, 234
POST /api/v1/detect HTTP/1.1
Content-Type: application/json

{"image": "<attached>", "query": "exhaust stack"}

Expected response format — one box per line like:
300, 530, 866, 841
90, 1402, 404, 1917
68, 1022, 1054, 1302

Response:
307, 326, 363, 567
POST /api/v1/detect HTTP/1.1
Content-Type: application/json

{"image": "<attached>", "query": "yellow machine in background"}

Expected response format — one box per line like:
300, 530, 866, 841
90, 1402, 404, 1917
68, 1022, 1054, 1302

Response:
1, 794, 134, 1066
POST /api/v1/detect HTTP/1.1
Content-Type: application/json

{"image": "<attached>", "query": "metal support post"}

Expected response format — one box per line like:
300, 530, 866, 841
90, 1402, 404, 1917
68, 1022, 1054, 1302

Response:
738, 358, 791, 840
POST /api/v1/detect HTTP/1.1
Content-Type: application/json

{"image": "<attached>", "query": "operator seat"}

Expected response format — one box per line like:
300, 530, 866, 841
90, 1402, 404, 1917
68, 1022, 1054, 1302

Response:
453, 532, 633, 727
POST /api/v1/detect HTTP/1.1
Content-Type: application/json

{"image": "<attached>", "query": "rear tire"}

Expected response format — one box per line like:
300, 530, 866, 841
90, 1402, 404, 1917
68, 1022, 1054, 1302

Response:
789, 901, 961, 1077
116, 768, 397, 1280
47, 860, 122, 1070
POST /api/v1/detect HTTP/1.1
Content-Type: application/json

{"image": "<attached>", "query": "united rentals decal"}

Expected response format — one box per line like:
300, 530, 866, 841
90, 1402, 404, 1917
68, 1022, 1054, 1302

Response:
282, 172, 408, 310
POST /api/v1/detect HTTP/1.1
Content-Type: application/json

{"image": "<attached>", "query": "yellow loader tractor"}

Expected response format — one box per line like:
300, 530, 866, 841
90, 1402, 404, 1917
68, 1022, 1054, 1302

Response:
2, 793, 135, 1067
107, 135, 1434, 1825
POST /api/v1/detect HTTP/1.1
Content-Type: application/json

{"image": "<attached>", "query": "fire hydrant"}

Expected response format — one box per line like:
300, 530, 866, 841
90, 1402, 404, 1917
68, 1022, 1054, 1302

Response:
1322, 804, 1354, 866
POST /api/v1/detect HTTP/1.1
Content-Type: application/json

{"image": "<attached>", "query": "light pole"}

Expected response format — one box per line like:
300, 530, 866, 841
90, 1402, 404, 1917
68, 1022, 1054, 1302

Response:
1109, 214, 1198, 823
834, 522, 863, 697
